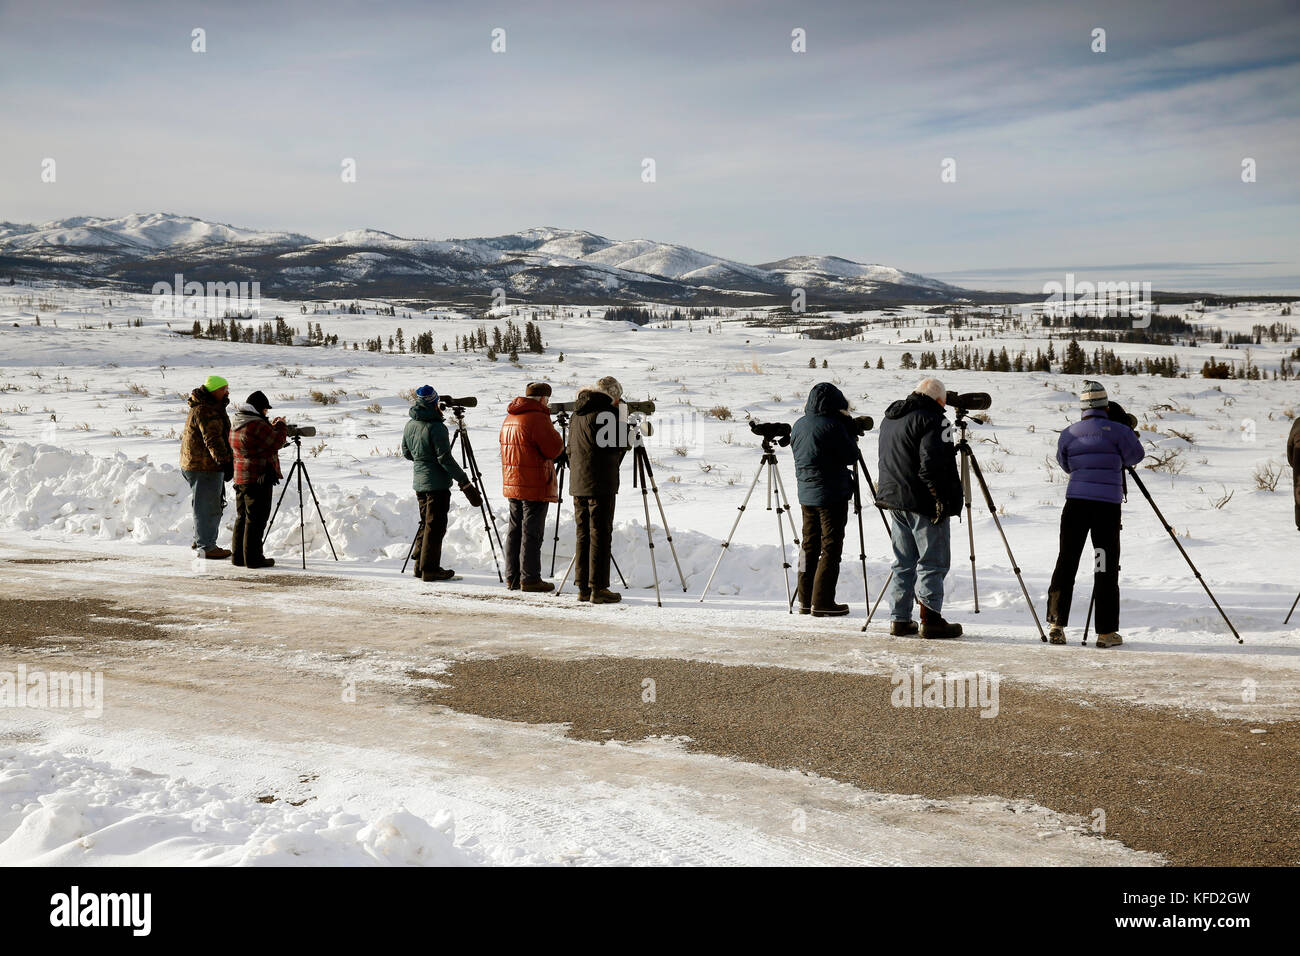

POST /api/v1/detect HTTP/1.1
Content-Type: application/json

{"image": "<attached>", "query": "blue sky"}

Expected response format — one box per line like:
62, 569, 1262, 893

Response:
1, 0, 1296, 279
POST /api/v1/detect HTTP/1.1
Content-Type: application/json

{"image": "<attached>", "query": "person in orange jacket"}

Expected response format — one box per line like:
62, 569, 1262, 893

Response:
499, 382, 565, 591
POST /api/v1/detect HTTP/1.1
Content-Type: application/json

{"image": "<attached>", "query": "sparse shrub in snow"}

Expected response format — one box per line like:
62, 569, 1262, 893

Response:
1253, 459, 1283, 491
673, 445, 688, 456
366, 401, 382, 413
1146, 447, 1186, 474
309, 390, 337, 405
708, 405, 732, 421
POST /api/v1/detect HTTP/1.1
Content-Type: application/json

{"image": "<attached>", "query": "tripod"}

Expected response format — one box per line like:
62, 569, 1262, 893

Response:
264, 434, 339, 570
952, 411, 1046, 640
549, 409, 627, 587
1127, 465, 1242, 643
557, 413, 686, 606
400, 403, 505, 580
700, 434, 801, 608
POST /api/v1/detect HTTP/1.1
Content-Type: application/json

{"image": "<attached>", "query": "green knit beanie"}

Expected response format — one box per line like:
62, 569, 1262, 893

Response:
204, 375, 229, 392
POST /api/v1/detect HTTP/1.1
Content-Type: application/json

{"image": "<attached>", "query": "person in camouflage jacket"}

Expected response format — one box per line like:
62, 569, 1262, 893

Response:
181, 376, 233, 558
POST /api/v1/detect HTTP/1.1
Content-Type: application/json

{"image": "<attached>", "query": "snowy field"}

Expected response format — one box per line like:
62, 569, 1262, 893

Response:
2, 284, 1298, 865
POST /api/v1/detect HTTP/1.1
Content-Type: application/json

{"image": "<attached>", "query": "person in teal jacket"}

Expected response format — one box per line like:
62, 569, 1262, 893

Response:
401, 385, 481, 582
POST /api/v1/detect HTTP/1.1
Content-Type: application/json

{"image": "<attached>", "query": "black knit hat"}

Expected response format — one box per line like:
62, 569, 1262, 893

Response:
246, 390, 272, 412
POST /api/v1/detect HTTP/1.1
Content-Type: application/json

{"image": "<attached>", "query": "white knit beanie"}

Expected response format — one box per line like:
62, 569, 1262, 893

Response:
1081, 380, 1108, 409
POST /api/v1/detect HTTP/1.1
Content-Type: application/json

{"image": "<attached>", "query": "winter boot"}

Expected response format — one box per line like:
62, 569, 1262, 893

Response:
810, 566, 847, 617
249, 558, 276, 569
521, 579, 555, 593
812, 603, 850, 618
591, 589, 622, 605
1048, 624, 1066, 645
204, 547, 232, 560
1095, 631, 1123, 648
920, 604, 963, 640
890, 620, 920, 637
506, 577, 521, 591
423, 568, 456, 582
577, 590, 592, 602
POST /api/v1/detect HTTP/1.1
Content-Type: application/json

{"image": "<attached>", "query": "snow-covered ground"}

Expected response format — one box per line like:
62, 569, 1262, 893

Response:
1, 284, 1297, 865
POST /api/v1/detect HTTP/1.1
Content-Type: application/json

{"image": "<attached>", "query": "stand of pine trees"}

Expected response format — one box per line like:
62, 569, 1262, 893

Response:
906, 337, 1183, 377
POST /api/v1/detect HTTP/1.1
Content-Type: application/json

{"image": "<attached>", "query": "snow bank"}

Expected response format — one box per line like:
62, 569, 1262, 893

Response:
0, 439, 837, 599
0, 747, 482, 866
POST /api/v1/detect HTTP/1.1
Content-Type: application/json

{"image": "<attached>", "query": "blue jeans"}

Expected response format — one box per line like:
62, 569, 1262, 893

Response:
183, 469, 225, 550
887, 509, 951, 621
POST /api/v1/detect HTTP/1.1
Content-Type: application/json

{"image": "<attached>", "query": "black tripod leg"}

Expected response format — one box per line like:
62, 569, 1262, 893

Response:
460, 430, 505, 555
611, 555, 628, 589
1082, 592, 1095, 646
1287, 590, 1300, 625
852, 460, 871, 622
550, 463, 565, 578
263, 461, 295, 543
967, 448, 1047, 641
456, 419, 504, 582
299, 465, 338, 560
401, 520, 422, 575
1127, 466, 1242, 643
296, 457, 307, 570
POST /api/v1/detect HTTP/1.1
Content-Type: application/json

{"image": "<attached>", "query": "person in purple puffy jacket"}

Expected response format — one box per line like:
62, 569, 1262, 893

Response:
1045, 381, 1146, 648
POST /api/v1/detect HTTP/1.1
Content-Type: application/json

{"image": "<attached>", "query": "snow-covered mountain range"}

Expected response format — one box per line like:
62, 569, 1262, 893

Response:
0, 212, 1006, 305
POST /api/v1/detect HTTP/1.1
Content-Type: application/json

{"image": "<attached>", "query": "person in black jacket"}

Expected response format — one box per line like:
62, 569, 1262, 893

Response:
1288, 416, 1300, 531
791, 382, 857, 617
566, 376, 632, 604
874, 378, 964, 639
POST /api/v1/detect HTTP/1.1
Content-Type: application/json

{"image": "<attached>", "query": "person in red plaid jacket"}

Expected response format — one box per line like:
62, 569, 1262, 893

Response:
230, 390, 288, 568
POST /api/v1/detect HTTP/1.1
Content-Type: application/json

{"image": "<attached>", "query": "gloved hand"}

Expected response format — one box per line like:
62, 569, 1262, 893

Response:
222, 461, 234, 483
931, 500, 944, 525
460, 482, 482, 509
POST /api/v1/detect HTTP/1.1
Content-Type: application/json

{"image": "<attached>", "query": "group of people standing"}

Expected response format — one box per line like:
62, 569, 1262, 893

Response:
400, 375, 630, 603
181, 368, 1161, 646
788, 375, 1146, 646
180, 375, 288, 569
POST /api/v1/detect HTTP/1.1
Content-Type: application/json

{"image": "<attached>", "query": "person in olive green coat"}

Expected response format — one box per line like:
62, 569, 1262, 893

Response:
401, 385, 481, 582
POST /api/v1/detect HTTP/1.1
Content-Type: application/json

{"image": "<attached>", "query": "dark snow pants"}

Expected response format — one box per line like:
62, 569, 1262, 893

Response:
573, 495, 615, 592
506, 498, 549, 585
232, 480, 273, 566
414, 490, 451, 580
1047, 498, 1122, 634
798, 501, 848, 610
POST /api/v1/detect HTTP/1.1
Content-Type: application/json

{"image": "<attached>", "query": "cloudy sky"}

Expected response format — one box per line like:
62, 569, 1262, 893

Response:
1, 0, 1297, 282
